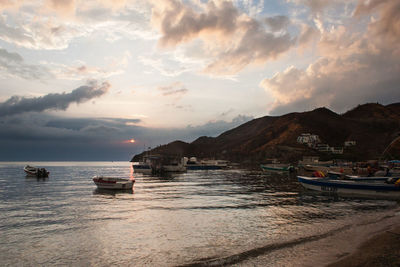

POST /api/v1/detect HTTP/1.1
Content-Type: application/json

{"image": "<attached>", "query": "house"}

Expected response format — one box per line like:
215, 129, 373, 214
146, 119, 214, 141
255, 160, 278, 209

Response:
316, 143, 330, 152
344, 141, 356, 146
297, 133, 321, 148
331, 147, 344, 154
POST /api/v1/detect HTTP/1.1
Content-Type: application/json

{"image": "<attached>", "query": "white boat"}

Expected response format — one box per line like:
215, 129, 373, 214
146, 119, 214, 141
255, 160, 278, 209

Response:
24, 165, 49, 177
92, 176, 134, 190
298, 176, 400, 199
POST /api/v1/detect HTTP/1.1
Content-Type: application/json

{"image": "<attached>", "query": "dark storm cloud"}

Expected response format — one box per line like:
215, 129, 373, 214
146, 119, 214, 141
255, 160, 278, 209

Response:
45, 117, 141, 131
0, 113, 253, 160
0, 81, 110, 117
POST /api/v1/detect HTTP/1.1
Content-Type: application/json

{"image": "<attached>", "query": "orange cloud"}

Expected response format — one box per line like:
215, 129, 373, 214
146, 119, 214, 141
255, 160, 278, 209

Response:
46, 0, 76, 16
261, 0, 400, 115
355, 0, 400, 45
151, 0, 296, 75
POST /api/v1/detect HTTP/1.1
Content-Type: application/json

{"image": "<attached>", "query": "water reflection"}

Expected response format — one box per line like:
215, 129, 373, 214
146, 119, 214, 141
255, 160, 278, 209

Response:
0, 163, 398, 267
92, 188, 134, 196
25, 175, 49, 182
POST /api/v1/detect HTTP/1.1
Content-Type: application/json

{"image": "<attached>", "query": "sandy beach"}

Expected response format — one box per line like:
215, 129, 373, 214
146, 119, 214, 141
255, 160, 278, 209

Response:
327, 224, 400, 267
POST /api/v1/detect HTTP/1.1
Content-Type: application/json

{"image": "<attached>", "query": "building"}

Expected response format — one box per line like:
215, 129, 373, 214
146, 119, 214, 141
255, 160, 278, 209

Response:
344, 141, 356, 146
331, 147, 344, 154
297, 133, 321, 148
316, 143, 330, 152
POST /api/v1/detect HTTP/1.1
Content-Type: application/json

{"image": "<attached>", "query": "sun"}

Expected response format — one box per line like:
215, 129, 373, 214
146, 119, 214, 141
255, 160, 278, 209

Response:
129, 139, 135, 143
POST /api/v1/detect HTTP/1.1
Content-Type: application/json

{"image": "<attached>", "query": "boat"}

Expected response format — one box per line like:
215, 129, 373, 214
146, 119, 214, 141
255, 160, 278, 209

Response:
297, 176, 400, 199
24, 165, 49, 177
185, 157, 228, 170
132, 161, 151, 174
261, 164, 295, 172
161, 163, 186, 173
92, 176, 134, 190
302, 164, 331, 173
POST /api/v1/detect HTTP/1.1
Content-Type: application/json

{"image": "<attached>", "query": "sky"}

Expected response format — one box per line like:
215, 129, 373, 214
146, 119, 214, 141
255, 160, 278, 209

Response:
0, 0, 399, 161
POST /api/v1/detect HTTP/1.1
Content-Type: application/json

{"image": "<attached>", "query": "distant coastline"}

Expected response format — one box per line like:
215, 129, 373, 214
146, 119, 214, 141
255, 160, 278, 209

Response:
131, 102, 400, 164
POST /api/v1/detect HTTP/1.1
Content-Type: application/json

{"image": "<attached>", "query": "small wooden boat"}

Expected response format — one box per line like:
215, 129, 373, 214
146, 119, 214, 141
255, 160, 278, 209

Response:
261, 164, 295, 172
298, 176, 400, 199
92, 176, 134, 190
24, 165, 49, 177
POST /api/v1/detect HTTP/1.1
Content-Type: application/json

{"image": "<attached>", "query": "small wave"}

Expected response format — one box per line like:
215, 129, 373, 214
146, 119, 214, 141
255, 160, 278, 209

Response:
178, 224, 352, 267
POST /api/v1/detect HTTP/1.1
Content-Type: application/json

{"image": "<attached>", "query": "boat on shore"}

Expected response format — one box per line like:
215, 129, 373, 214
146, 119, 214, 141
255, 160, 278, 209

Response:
24, 165, 49, 178
92, 176, 134, 190
298, 176, 400, 199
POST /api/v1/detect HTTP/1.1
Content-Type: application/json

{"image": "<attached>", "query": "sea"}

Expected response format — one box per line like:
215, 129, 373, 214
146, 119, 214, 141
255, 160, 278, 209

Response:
0, 162, 399, 266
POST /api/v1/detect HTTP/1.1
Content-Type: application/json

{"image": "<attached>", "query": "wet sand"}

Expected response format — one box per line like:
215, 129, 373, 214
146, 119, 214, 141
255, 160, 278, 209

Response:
327, 224, 400, 267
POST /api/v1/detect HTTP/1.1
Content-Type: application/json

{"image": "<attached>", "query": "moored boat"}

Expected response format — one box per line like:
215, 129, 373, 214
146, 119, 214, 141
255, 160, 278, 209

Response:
132, 162, 152, 174
24, 165, 49, 178
261, 164, 295, 172
161, 163, 186, 173
298, 176, 400, 199
92, 176, 134, 190
185, 157, 228, 170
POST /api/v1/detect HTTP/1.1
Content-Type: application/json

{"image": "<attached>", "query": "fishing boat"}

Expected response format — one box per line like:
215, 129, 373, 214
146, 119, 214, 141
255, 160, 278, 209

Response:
297, 176, 400, 199
161, 163, 186, 173
24, 165, 49, 177
92, 176, 134, 190
185, 157, 228, 170
260, 164, 295, 172
132, 161, 152, 174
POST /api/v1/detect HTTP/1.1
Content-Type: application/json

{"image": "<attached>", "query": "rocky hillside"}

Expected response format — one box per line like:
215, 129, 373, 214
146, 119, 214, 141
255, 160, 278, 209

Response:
131, 103, 400, 163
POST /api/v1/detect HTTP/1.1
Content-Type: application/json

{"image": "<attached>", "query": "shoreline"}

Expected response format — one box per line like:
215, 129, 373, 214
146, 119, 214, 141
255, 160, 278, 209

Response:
327, 222, 400, 267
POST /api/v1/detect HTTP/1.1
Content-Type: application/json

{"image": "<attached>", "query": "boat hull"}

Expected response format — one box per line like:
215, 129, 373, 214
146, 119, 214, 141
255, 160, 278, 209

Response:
93, 177, 134, 190
24, 166, 49, 177
132, 164, 152, 174
298, 176, 400, 199
261, 164, 292, 172
161, 165, 186, 172
186, 165, 222, 170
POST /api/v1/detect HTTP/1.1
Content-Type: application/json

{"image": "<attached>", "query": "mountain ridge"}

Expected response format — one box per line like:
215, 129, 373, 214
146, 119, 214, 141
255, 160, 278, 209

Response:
131, 103, 400, 163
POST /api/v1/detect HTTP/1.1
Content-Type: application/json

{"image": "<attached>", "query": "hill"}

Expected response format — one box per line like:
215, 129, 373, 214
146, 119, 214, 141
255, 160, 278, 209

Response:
131, 103, 400, 163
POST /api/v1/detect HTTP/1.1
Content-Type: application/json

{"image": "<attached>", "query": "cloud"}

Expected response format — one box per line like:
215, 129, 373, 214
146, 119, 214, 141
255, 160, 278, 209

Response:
157, 81, 188, 97
0, 81, 110, 117
0, 48, 52, 79
354, 0, 400, 44
138, 51, 198, 77
0, 112, 253, 160
0, 13, 83, 50
0, 1, 154, 50
289, 0, 336, 14
151, 0, 296, 75
46, 0, 76, 16
260, 0, 400, 115
264, 15, 290, 32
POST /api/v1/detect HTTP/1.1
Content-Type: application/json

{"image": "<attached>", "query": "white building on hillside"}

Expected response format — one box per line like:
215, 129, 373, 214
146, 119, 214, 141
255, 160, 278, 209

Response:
297, 133, 321, 148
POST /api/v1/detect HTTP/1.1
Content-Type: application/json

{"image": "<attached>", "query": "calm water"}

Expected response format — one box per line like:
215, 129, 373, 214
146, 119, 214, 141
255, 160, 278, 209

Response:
0, 162, 399, 266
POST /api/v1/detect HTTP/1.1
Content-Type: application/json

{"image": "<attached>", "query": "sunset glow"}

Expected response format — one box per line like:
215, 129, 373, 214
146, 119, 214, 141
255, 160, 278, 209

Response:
0, 0, 399, 160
